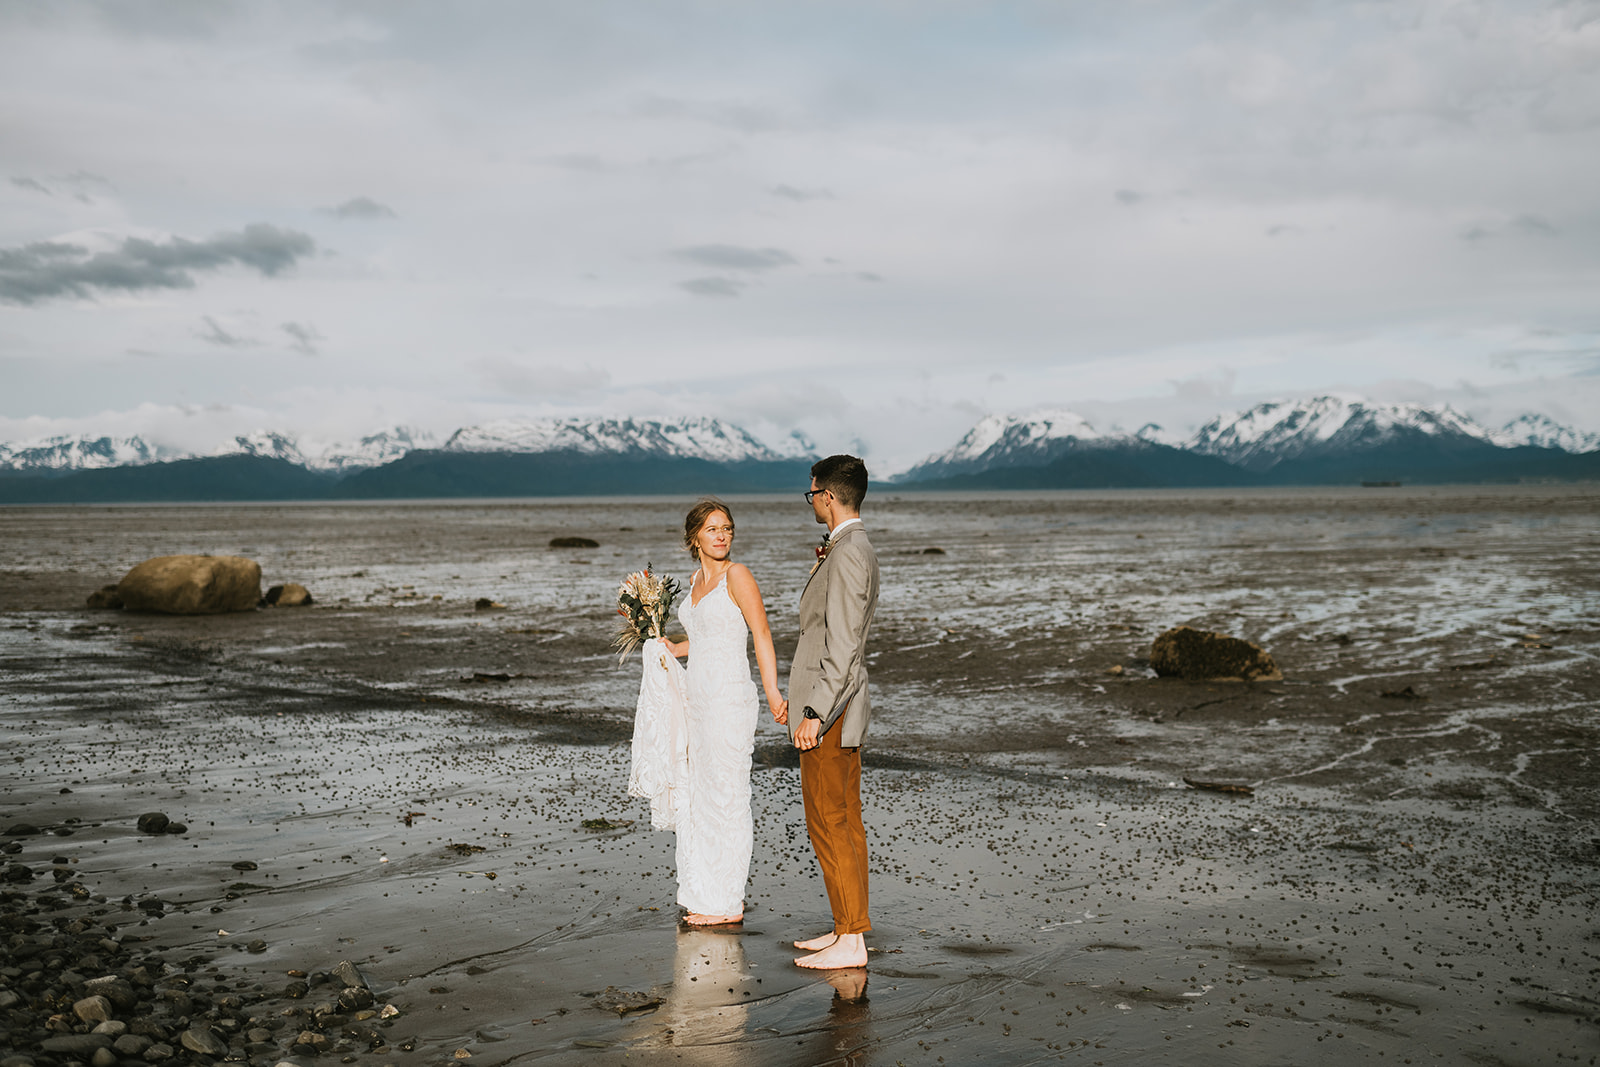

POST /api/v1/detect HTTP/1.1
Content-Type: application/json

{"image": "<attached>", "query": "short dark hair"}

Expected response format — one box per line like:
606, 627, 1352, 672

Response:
683, 498, 734, 561
810, 454, 868, 511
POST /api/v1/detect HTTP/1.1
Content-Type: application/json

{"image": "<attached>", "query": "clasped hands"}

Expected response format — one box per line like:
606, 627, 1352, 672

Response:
766, 692, 819, 750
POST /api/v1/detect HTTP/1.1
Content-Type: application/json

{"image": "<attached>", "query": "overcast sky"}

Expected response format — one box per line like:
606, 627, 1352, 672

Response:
2, 1, 1598, 472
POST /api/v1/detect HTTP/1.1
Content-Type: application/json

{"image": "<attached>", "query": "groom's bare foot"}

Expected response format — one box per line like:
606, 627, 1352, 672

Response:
796, 932, 868, 969
684, 912, 743, 926
793, 932, 838, 951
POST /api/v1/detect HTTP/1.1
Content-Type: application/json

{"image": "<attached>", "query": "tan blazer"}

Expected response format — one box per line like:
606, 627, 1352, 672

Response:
787, 522, 879, 748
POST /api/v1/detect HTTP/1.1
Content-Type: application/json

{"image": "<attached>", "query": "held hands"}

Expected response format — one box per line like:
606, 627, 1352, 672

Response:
793, 715, 821, 751
768, 694, 789, 725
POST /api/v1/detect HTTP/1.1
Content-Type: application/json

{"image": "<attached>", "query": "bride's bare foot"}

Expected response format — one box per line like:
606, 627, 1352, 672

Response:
684, 912, 743, 926
794, 932, 838, 951
796, 932, 868, 969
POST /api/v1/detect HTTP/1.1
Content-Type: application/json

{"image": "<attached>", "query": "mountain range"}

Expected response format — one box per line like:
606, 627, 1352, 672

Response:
0, 400, 1595, 502
897, 398, 1600, 489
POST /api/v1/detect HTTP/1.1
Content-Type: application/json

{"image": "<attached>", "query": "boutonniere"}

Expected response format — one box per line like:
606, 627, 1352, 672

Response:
809, 533, 831, 575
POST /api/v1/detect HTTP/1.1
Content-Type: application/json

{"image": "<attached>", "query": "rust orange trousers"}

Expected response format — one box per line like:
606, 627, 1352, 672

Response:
800, 723, 871, 935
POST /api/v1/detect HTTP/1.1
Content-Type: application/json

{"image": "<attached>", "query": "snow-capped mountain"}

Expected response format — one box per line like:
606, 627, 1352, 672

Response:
0, 434, 163, 471
1186, 397, 1499, 472
442, 416, 800, 464
1496, 413, 1600, 454
213, 430, 308, 466
311, 426, 438, 474
900, 411, 1129, 481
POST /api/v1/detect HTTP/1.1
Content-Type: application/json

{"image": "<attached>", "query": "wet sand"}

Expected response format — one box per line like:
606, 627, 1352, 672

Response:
2, 486, 1597, 1065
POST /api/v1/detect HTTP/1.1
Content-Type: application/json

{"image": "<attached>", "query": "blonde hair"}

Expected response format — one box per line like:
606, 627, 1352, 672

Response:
683, 498, 734, 562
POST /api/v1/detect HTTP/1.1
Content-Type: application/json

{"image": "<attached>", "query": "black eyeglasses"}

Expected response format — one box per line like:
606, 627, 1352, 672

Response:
804, 488, 830, 504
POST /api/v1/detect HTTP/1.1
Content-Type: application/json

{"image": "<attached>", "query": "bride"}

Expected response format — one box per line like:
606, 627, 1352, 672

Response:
658, 498, 788, 925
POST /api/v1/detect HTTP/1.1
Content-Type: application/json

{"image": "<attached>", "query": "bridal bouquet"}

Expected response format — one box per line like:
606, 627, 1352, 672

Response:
613, 565, 683, 663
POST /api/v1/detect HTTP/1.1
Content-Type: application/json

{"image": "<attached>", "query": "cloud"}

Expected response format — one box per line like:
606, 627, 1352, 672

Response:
196, 316, 254, 348
1462, 215, 1560, 243
0, 224, 316, 305
281, 321, 323, 355
671, 244, 797, 272
771, 184, 834, 202
325, 196, 397, 220
679, 276, 745, 298
1168, 368, 1238, 400
1114, 189, 1143, 205
472, 357, 610, 396
10, 176, 51, 196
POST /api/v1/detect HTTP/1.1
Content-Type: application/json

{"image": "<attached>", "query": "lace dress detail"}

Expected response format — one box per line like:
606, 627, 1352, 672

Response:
673, 570, 759, 915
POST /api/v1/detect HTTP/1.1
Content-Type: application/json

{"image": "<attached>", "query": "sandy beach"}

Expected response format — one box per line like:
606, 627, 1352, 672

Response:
2, 486, 1597, 1065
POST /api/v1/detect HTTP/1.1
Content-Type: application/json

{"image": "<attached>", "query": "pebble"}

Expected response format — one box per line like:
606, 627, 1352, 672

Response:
180, 1027, 230, 1057
332, 959, 366, 989
143, 1041, 174, 1062
135, 812, 169, 834
92, 1019, 128, 1036
84, 975, 138, 1008
3, 823, 40, 835
74, 993, 114, 1023
40, 1034, 112, 1054
90, 1048, 117, 1067
114, 1035, 152, 1056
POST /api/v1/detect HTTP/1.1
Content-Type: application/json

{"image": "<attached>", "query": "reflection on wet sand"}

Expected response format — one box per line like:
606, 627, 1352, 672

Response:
642, 928, 752, 1054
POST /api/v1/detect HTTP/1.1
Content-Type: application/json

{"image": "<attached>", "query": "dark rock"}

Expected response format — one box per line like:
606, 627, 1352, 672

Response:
548, 536, 600, 549
3, 823, 40, 836
130, 1019, 171, 1040
337, 987, 374, 1012
1150, 626, 1282, 682
91, 1048, 117, 1067
230, 861, 258, 871
40, 1034, 113, 1054
86, 585, 124, 610
1, 1055, 37, 1067
142, 1041, 175, 1062
473, 598, 505, 611
331, 960, 365, 990
2, 863, 33, 883
261, 583, 313, 608
165, 822, 187, 835
921, 546, 946, 554
247, 939, 268, 954
1380, 685, 1427, 700
72, 994, 113, 1023
135, 813, 170, 835
113, 1035, 152, 1056
117, 555, 262, 615
284, 981, 309, 999
83, 977, 137, 1010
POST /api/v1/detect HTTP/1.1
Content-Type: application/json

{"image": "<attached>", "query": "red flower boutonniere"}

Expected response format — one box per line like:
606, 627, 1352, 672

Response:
810, 533, 831, 575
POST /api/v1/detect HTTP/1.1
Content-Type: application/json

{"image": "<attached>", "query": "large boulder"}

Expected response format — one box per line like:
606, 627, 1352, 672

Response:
117, 555, 261, 615
1150, 626, 1282, 682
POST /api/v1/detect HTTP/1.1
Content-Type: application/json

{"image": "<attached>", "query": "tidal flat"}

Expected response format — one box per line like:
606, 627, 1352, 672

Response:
1, 485, 1597, 1066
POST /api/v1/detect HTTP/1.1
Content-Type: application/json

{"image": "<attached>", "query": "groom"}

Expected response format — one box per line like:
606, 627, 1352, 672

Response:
787, 454, 879, 970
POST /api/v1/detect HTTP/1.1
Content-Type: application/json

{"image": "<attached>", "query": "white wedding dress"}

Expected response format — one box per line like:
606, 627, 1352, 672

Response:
672, 569, 759, 916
